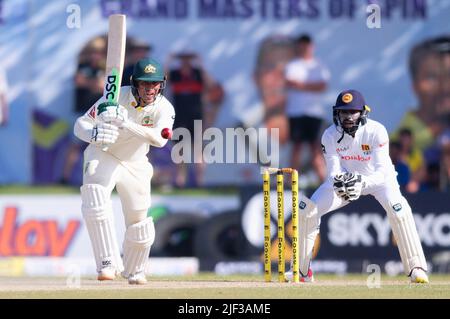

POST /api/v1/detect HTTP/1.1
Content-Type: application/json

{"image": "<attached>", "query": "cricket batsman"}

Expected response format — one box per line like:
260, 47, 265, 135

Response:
74, 58, 175, 284
288, 89, 429, 284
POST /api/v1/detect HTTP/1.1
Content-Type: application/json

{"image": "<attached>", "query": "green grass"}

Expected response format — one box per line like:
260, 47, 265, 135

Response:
0, 185, 239, 196
1, 273, 449, 299
0, 185, 80, 194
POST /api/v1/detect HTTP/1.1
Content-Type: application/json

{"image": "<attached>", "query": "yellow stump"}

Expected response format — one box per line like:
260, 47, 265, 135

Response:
277, 171, 286, 282
263, 171, 271, 282
291, 170, 300, 283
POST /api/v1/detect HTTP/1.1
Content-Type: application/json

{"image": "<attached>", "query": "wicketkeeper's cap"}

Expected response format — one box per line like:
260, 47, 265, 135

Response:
333, 89, 367, 111
132, 58, 165, 82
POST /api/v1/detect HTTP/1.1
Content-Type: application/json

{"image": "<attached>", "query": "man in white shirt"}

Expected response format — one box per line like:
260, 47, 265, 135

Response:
284, 34, 330, 182
74, 58, 175, 284
288, 89, 429, 284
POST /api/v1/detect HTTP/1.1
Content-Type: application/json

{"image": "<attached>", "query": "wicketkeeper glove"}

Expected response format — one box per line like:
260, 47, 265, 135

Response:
90, 122, 119, 146
344, 173, 365, 202
97, 101, 128, 126
333, 174, 348, 200
333, 173, 366, 202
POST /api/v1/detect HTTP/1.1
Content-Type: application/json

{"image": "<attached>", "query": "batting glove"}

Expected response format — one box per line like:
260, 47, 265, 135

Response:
91, 122, 119, 146
97, 101, 128, 126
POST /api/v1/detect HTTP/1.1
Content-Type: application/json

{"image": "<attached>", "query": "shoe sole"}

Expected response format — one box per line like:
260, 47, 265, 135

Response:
97, 274, 115, 281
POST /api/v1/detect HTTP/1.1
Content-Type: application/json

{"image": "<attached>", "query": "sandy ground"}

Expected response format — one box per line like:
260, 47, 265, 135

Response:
1, 276, 449, 299
0, 276, 447, 291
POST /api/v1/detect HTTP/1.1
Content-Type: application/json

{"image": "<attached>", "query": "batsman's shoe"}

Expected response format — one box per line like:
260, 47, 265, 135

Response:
285, 268, 314, 283
128, 272, 147, 285
410, 268, 429, 284
97, 267, 116, 281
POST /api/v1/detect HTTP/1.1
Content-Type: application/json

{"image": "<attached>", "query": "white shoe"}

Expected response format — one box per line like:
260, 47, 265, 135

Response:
128, 272, 147, 285
410, 268, 429, 284
97, 267, 116, 281
285, 268, 314, 283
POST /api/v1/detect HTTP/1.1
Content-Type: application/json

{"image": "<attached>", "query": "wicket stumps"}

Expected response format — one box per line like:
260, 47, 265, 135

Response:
263, 167, 299, 283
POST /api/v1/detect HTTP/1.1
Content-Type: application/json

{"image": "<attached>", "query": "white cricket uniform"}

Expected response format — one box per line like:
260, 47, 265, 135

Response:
312, 119, 401, 217
284, 58, 330, 119
297, 118, 428, 277
74, 86, 175, 218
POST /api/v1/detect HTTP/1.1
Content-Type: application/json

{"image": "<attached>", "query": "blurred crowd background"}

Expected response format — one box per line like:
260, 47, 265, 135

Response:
0, 0, 449, 193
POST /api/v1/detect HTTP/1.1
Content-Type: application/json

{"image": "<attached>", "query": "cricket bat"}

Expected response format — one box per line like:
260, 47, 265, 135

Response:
100, 14, 126, 150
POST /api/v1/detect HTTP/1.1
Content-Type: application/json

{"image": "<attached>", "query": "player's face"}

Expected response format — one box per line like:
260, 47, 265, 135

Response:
338, 110, 361, 129
137, 81, 162, 105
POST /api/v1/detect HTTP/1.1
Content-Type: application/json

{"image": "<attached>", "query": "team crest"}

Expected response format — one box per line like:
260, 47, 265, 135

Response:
342, 93, 353, 103
299, 201, 306, 210
361, 144, 371, 155
144, 64, 156, 73
142, 116, 153, 127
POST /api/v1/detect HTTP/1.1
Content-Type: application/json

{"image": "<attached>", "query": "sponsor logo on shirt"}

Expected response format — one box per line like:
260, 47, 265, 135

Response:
336, 146, 349, 153
340, 155, 371, 162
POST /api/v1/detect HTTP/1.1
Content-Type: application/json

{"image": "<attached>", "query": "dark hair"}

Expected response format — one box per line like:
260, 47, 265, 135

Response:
409, 35, 450, 80
399, 128, 413, 137
390, 141, 402, 149
296, 34, 312, 44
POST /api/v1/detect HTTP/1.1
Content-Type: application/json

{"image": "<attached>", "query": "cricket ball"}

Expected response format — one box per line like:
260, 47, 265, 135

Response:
161, 128, 172, 139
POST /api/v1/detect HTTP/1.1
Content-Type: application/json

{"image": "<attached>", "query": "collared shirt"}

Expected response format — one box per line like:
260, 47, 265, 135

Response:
321, 119, 397, 188
77, 86, 175, 162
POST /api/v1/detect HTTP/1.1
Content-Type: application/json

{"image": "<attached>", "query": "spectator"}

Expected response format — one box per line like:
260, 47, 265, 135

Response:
425, 128, 450, 191
390, 141, 411, 190
166, 51, 212, 187
284, 34, 330, 182
61, 37, 106, 184
441, 140, 450, 191
0, 63, 8, 126
122, 38, 152, 86
398, 128, 426, 193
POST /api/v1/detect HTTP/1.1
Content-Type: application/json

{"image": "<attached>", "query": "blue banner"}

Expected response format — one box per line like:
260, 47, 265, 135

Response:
0, 0, 448, 184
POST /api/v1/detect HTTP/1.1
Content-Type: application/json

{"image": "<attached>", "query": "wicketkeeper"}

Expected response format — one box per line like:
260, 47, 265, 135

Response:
288, 89, 429, 284
74, 58, 175, 284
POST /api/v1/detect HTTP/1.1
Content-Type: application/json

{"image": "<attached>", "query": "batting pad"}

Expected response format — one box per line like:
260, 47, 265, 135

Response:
122, 217, 155, 278
386, 198, 427, 275
81, 184, 123, 273
298, 195, 320, 276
